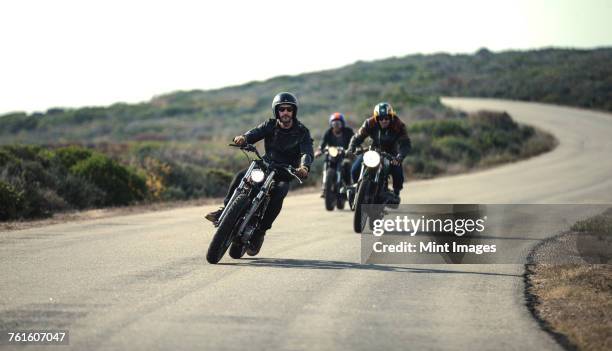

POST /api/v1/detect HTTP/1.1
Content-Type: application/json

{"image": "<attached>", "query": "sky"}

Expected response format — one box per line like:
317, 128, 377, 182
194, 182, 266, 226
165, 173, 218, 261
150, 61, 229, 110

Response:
1, 0, 611, 114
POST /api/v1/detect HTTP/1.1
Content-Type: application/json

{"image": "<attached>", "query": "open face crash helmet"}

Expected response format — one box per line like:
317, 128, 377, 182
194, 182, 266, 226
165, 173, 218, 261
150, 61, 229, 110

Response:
373, 102, 395, 122
272, 92, 299, 119
329, 112, 345, 127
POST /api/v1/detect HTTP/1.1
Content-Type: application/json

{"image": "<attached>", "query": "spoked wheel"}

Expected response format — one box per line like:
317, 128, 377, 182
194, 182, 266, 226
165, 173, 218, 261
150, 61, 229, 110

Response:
368, 207, 385, 231
324, 169, 336, 211
206, 194, 249, 264
353, 180, 371, 233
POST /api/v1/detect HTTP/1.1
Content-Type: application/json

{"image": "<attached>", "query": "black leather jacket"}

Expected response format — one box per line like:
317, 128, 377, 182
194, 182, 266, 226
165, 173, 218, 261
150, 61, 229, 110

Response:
244, 118, 314, 170
318, 127, 355, 151
348, 116, 411, 159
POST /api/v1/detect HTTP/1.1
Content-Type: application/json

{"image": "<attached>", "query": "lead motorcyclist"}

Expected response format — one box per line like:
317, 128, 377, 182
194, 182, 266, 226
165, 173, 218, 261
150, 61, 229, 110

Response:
205, 92, 314, 255
348, 102, 411, 199
314, 112, 355, 196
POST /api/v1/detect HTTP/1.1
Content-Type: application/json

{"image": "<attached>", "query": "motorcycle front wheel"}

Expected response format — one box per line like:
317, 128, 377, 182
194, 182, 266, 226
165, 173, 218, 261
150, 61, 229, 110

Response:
324, 169, 336, 211
206, 193, 249, 264
353, 179, 371, 233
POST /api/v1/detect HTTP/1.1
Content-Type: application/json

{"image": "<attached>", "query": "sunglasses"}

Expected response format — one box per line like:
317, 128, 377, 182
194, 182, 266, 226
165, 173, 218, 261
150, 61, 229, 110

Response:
278, 106, 294, 112
379, 116, 392, 121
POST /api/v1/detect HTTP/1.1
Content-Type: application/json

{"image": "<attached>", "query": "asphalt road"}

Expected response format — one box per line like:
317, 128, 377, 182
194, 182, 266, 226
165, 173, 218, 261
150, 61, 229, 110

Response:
1, 98, 611, 350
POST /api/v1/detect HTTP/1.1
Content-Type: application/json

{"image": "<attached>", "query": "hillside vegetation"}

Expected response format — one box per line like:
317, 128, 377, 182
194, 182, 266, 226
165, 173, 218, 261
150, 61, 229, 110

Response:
1, 110, 554, 220
6, 46, 603, 219
0, 47, 610, 144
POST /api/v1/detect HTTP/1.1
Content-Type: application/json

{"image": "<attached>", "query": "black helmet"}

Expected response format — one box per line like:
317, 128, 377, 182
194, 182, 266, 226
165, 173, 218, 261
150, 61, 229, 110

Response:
272, 92, 299, 119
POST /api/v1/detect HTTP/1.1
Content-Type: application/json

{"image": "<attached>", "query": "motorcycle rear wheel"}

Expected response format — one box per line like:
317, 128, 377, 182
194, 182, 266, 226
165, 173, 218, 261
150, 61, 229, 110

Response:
336, 193, 346, 210
229, 242, 247, 259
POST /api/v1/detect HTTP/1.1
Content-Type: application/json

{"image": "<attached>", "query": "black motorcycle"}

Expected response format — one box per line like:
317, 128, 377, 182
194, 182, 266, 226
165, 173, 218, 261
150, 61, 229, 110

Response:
352, 147, 401, 233
321, 146, 350, 211
206, 144, 302, 264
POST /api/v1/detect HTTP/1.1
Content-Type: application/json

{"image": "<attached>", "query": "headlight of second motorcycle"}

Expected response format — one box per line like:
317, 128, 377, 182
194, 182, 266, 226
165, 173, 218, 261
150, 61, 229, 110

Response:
250, 169, 265, 183
328, 146, 339, 158
363, 150, 381, 168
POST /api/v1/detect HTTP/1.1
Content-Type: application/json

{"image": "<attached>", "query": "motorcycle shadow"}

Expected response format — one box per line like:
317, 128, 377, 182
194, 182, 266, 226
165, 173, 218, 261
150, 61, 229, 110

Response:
217, 258, 519, 277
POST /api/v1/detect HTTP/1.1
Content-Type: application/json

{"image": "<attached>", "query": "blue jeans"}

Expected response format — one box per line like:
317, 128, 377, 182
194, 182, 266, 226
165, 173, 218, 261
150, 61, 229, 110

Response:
351, 155, 404, 192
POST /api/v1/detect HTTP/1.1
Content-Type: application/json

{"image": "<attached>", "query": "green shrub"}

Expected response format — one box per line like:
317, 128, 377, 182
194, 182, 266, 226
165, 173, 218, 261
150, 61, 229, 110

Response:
410, 119, 470, 137
18, 187, 61, 218
432, 136, 481, 164
0, 149, 19, 167
0, 181, 24, 220
55, 146, 94, 169
71, 154, 146, 206
468, 111, 518, 131
56, 174, 106, 209
203, 168, 233, 197
1, 145, 45, 161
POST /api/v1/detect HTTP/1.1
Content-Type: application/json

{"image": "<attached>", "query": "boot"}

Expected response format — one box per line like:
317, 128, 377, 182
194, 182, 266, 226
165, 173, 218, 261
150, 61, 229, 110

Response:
205, 206, 224, 223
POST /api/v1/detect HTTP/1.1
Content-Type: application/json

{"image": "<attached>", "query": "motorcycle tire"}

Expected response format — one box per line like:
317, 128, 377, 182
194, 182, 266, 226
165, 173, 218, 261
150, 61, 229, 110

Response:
229, 242, 247, 259
206, 193, 249, 264
353, 180, 370, 233
324, 169, 336, 211
337, 193, 346, 210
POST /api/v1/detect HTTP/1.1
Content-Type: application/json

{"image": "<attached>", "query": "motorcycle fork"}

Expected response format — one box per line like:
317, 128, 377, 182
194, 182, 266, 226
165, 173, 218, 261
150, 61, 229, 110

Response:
322, 159, 328, 191
218, 162, 256, 224
236, 170, 276, 239
369, 166, 383, 202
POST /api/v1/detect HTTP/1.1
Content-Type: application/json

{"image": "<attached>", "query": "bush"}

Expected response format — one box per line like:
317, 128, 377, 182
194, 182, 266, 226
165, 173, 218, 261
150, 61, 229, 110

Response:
56, 174, 106, 209
0, 181, 24, 220
71, 154, 146, 206
18, 187, 63, 219
0, 149, 19, 167
468, 111, 518, 131
432, 136, 481, 164
410, 119, 470, 137
203, 168, 233, 197
55, 146, 94, 169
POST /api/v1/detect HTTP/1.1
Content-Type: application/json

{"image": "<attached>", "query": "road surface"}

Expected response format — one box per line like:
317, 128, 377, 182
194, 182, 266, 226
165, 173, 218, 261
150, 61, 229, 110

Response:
1, 98, 611, 350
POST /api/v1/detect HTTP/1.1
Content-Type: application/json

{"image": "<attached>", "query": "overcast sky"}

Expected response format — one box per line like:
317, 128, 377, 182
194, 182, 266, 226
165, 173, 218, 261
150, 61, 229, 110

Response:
1, 0, 611, 114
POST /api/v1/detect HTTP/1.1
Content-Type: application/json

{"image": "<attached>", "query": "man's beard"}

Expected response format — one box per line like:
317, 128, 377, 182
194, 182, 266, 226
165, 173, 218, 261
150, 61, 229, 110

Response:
279, 116, 293, 128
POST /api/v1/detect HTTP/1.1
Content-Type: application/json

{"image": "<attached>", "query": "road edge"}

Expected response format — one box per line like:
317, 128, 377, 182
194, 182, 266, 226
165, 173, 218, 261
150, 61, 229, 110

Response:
523, 234, 579, 351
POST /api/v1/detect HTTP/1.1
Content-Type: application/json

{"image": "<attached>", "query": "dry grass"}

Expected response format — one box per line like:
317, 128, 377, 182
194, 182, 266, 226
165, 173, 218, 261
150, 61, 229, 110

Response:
529, 264, 612, 351
527, 210, 612, 351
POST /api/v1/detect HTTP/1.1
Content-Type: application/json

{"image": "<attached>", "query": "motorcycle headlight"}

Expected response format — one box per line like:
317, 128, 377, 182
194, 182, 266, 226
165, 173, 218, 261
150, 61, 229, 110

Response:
250, 169, 265, 183
328, 146, 339, 158
363, 150, 381, 168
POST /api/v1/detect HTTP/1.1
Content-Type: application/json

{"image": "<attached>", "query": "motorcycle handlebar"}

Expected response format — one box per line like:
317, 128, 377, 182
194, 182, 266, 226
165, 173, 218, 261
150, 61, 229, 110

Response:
354, 148, 395, 160
267, 162, 303, 184
229, 143, 261, 157
230, 143, 303, 184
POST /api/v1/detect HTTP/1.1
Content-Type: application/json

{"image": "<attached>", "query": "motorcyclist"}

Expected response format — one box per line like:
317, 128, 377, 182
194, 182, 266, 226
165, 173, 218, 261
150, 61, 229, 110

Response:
205, 92, 314, 255
347, 102, 411, 198
314, 112, 355, 196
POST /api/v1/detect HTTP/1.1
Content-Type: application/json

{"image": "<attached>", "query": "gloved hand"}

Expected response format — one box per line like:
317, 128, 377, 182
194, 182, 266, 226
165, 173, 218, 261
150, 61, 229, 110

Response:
233, 135, 246, 146
296, 166, 309, 179
346, 149, 355, 159
391, 156, 402, 166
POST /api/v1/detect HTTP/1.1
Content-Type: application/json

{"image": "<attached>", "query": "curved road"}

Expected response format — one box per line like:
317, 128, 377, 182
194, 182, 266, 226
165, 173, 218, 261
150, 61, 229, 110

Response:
1, 98, 611, 350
